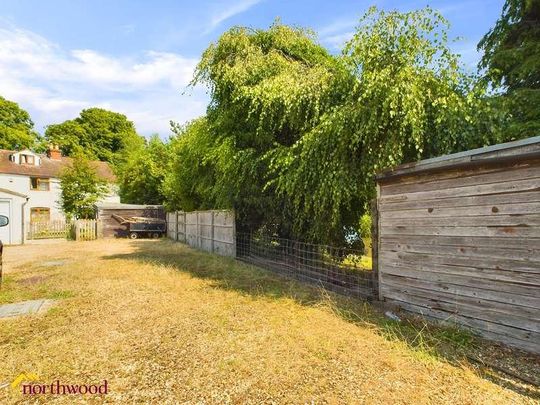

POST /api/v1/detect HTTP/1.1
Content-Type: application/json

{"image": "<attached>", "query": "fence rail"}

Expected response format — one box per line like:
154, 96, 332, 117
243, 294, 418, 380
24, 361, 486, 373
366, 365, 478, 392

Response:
236, 233, 375, 300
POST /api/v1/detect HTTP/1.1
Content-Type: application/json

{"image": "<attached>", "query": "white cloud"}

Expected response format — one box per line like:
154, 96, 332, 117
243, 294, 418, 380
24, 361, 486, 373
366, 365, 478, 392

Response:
321, 31, 355, 50
100, 89, 209, 135
204, 0, 262, 33
0, 23, 208, 137
317, 17, 358, 50
318, 18, 358, 37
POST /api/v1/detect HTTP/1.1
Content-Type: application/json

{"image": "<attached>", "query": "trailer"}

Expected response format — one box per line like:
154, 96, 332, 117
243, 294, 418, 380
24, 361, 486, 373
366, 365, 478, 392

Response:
111, 214, 166, 239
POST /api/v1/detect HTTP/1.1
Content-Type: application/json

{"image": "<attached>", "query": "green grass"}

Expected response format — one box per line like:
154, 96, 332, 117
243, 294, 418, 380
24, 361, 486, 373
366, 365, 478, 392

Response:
342, 253, 372, 270
0, 270, 73, 305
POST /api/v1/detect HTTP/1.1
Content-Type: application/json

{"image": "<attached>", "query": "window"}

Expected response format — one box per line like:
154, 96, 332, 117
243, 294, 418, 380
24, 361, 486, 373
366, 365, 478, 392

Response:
30, 207, 50, 223
20, 154, 35, 165
30, 177, 50, 191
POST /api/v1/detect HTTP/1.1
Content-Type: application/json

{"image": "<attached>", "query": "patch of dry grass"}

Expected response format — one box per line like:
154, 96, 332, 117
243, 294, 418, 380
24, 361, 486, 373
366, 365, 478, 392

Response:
0, 239, 538, 403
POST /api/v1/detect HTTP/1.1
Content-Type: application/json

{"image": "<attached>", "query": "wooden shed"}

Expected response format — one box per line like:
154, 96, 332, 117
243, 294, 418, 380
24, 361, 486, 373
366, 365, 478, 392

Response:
95, 203, 165, 238
375, 136, 540, 353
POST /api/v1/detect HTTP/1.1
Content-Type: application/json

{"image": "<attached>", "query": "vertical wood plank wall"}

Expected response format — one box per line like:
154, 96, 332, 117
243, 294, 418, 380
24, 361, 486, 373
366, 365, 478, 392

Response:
377, 159, 540, 353
98, 207, 165, 238
166, 210, 235, 257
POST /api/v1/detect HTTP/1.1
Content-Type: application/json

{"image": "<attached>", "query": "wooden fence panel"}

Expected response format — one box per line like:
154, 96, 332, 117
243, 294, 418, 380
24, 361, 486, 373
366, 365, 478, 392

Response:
26, 220, 99, 241
198, 211, 213, 252
27, 220, 70, 240
213, 211, 235, 257
166, 210, 235, 257
185, 212, 198, 248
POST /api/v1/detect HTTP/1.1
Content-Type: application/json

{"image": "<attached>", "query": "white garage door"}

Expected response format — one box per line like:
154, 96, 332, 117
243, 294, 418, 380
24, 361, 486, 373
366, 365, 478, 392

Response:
0, 200, 11, 245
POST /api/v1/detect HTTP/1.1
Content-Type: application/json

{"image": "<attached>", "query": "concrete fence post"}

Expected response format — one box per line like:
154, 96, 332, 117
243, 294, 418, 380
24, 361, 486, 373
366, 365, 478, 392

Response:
232, 209, 236, 258
211, 211, 215, 253
175, 211, 179, 241
196, 211, 200, 249
178, 211, 181, 241
182, 212, 186, 242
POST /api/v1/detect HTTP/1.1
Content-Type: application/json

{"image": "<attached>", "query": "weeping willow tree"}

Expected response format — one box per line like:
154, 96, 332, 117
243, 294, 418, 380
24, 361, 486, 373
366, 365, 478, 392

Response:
165, 7, 492, 246
166, 22, 352, 238
269, 7, 489, 244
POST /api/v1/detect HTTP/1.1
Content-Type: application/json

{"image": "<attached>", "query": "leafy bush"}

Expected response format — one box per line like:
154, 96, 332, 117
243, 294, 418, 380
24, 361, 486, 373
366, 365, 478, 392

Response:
359, 213, 372, 240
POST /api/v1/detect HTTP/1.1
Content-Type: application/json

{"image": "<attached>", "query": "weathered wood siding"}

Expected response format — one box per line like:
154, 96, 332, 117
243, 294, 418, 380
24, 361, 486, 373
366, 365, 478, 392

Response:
377, 158, 540, 353
167, 210, 235, 257
97, 207, 165, 238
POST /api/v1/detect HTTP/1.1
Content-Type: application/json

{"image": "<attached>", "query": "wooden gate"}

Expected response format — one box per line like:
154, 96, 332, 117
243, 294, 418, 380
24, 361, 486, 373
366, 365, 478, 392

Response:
72, 220, 100, 241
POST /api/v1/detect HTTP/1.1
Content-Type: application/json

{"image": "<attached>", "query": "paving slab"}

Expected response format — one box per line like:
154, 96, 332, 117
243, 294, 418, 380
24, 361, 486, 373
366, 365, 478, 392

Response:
41, 260, 67, 267
0, 299, 55, 319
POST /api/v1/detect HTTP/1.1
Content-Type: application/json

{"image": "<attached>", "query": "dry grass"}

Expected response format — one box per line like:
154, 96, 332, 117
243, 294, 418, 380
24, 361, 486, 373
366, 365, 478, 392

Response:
0, 239, 538, 403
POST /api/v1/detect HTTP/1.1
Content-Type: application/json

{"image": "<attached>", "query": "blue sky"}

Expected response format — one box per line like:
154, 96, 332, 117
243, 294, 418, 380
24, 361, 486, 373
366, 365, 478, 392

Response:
0, 0, 503, 137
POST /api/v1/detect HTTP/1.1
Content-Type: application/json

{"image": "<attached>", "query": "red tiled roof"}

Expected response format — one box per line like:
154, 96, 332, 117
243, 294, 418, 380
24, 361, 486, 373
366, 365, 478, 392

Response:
0, 150, 116, 182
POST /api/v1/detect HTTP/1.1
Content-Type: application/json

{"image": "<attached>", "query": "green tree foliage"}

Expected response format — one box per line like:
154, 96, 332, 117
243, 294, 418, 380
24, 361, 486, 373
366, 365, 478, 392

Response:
478, 0, 540, 138
359, 213, 372, 240
59, 155, 109, 220
163, 118, 216, 212
270, 8, 486, 243
165, 22, 350, 239
44, 120, 87, 156
118, 134, 168, 204
0, 96, 40, 150
45, 108, 144, 163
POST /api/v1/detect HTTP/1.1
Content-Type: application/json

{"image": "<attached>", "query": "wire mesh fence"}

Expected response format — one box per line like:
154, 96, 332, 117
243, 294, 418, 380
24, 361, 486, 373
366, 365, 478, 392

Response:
236, 233, 376, 300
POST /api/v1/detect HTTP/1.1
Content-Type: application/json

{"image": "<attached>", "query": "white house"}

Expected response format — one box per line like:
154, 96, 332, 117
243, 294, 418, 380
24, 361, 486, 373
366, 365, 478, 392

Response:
0, 146, 120, 245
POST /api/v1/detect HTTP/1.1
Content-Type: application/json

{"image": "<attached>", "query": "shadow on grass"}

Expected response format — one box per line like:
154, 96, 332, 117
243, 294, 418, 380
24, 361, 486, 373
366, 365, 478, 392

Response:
103, 239, 539, 399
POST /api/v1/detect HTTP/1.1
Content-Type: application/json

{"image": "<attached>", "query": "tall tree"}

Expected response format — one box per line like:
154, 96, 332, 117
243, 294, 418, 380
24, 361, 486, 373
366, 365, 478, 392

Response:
45, 108, 144, 163
59, 155, 109, 220
165, 21, 350, 240
478, 0, 540, 138
163, 118, 219, 212
271, 7, 486, 243
118, 134, 169, 204
0, 96, 40, 150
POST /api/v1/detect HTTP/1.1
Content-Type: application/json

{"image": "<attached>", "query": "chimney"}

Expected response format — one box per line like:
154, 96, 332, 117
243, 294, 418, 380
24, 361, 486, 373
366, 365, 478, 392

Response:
47, 144, 62, 160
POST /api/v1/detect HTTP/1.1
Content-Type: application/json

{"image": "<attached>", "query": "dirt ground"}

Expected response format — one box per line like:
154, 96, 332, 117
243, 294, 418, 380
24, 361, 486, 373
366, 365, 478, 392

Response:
0, 239, 538, 403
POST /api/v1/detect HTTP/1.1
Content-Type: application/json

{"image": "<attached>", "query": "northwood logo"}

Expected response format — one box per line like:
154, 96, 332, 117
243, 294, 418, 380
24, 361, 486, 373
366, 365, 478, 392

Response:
1, 373, 108, 395
0, 372, 39, 390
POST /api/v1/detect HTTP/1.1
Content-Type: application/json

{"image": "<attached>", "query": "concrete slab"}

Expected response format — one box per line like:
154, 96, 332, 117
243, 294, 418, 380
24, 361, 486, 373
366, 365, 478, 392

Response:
0, 299, 55, 319
41, 260, 67, 267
